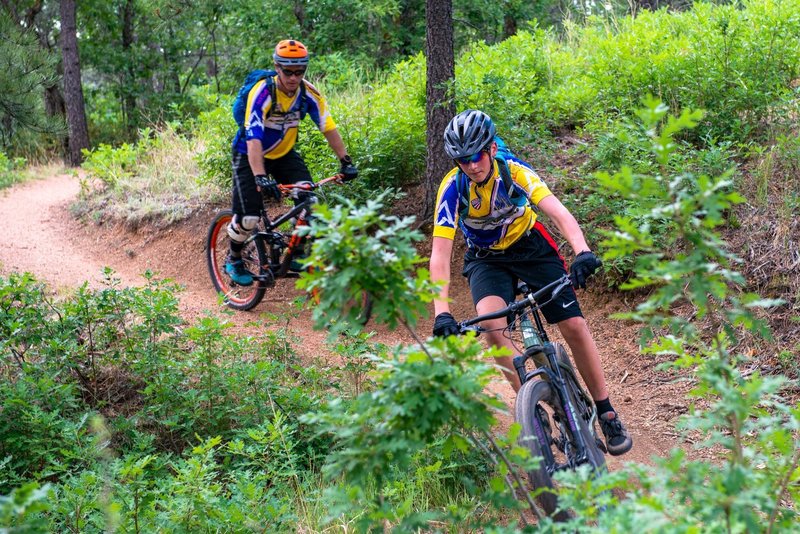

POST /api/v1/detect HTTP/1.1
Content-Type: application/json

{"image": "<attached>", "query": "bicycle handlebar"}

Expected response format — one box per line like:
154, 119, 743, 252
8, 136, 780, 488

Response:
276, 173, 346, 196
458, 274, 572, 331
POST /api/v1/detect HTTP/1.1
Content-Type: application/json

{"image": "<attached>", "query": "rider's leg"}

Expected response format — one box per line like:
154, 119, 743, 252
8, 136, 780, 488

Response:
226, 149, 264, 285
556, 317, 608, 402
478, 295, 523, 392
227, 214, 260, 254
464, 256, 521, 391
230, 148, 264, 258
557, 315, 632, 455
270, 150, 314, 272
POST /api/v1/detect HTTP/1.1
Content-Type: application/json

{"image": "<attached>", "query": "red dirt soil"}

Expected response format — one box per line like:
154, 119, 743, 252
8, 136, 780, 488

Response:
0, 173, 699, 472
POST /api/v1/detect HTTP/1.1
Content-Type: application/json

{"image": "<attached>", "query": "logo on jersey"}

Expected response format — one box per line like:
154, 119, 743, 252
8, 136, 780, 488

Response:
435, 202, 455, 228
248, 110, 264, 129
471, 197, 481, 210
266, 110, 301, 131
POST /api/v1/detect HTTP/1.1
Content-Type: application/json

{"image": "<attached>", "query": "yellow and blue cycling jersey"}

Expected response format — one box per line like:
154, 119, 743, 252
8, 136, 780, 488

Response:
433, 159, 553, 250
232, 75, 336, 159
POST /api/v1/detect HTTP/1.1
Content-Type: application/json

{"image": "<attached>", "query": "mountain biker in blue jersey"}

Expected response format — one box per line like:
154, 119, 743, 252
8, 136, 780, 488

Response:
225, 39, 358, 286
429, 109, 632, 456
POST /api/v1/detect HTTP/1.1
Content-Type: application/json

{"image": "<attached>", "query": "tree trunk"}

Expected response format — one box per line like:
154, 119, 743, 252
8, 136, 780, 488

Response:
503, 14, 517, 39
43, 82, 65, 118
293, 0, 310, 36
59, 0, 89, 166
422, 0, 455, 224
121, 0, 137, 131
44, 83, 69, 155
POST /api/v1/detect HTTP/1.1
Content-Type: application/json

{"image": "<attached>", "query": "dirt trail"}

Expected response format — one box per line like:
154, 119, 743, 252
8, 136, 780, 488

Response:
0, 173, 689, 471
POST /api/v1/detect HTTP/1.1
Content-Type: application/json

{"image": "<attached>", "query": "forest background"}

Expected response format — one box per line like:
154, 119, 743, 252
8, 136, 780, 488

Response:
1, 0, 800, 531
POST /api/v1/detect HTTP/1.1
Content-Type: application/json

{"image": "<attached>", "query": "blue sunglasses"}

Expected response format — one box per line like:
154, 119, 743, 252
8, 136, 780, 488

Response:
456, 150, 488, 166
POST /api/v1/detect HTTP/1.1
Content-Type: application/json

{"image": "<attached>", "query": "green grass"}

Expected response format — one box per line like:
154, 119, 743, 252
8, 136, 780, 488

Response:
76, 125, 227, 227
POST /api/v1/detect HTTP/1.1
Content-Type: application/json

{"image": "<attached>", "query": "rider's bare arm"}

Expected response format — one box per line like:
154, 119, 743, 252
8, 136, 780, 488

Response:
322, 128, 348, 160
537, 195, 591, 255
430, 236, 455, 316
246, 139, 267, 176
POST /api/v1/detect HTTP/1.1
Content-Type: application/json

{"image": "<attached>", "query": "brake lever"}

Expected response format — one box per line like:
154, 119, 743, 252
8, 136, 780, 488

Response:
458, 324, 483, 335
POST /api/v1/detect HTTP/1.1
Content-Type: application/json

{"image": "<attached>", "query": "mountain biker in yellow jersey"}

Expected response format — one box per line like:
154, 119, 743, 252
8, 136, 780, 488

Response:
225, 39, 358, 285
429, 109, 632, 455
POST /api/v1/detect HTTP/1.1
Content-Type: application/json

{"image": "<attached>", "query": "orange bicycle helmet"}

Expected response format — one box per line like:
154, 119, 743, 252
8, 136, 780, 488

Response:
273, 39, 309, 66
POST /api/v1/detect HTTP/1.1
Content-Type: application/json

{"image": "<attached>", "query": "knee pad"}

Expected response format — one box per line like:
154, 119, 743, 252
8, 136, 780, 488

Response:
227, 214, 260, 243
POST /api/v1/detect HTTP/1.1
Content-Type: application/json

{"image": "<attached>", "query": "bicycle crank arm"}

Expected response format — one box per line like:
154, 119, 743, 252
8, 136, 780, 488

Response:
252, 271, 275, 286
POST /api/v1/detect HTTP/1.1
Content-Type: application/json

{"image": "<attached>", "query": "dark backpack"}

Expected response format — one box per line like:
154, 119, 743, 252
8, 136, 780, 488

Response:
455, 136, 532, 222
231, 69, 308, 130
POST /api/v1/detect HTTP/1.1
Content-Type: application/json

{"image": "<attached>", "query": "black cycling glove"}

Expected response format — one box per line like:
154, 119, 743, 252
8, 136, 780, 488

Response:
339, 155, 358, 182
570, 251, 602, 289
255, 174, 281, 201
433, 312, 460, 338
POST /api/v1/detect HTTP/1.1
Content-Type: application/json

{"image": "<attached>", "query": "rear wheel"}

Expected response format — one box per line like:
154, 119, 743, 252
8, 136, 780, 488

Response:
206, 210, 268, 311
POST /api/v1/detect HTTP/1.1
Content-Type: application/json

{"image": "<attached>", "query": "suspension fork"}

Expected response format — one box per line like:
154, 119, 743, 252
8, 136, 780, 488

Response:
542, 343, 591, 464
518, 307, 588, 454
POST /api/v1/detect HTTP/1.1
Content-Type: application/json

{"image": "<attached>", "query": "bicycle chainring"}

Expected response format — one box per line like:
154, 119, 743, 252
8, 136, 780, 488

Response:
260, 268, 275, 287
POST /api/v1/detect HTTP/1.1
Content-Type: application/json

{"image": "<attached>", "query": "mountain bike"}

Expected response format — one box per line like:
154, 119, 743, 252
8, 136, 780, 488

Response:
459, 274, 606, 518
206, 173, 373, 322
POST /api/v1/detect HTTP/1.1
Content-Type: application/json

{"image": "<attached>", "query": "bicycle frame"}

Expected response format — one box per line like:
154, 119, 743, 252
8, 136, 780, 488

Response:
460, 274, 597, 472
242, 175, 342, 281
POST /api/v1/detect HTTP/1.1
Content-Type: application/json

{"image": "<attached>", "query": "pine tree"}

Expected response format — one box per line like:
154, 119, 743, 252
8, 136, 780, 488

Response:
0, 12, 63, 149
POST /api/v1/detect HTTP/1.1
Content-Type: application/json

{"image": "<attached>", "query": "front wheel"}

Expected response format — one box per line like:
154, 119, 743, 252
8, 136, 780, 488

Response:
515, 380, 566, 519
306, 266, 373, 326
346, 290, 373, 326
515, 376, 606, 520
206, 210, 268, 311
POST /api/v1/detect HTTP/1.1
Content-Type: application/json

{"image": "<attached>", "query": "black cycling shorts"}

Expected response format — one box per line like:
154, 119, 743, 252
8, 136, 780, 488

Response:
231, 147, 313, 217
462, 221, 583, 324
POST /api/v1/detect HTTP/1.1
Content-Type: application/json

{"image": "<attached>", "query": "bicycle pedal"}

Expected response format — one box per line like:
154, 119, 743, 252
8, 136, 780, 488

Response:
258, 270, 275, 287
595, 437, 608, 454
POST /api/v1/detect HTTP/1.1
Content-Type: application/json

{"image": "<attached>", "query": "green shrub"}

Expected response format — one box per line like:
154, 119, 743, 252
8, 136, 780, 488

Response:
322, 55, 428, 193
0, 270, 334, 486
0, 482, 52, 531
0, 151, 26, 189
548, 97, 800, 532
298, 188, 436, 333
194, 93, 237, 189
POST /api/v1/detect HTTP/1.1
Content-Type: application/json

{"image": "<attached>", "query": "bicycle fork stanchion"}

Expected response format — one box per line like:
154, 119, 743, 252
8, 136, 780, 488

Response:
543, 344, 592, 468
515, 347, 594, 470
513, 355, 527, 387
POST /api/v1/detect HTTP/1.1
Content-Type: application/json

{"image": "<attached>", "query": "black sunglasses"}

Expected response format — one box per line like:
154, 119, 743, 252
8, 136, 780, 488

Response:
279, 67, 307, 78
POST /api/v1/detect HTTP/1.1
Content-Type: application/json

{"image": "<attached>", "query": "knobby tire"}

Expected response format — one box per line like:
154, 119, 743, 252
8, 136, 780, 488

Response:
515, 346, 607, 520
515, 380, 567, 520
206, 210, 268, 311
